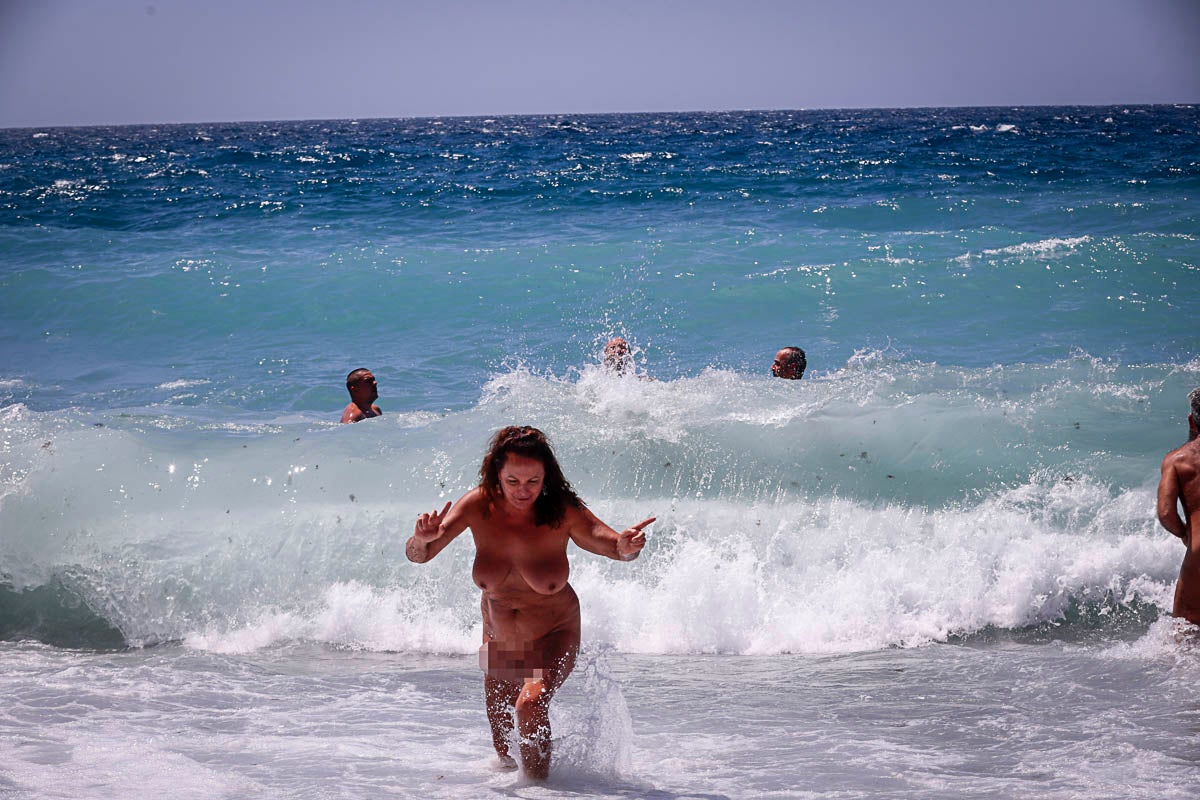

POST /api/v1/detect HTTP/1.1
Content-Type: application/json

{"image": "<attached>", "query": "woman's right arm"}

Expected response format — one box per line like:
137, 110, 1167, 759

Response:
406, 490, 476, 563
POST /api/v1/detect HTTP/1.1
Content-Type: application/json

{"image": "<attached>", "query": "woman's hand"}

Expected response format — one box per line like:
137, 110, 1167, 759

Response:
415, 501, 452, 542
616, 517, 655, 561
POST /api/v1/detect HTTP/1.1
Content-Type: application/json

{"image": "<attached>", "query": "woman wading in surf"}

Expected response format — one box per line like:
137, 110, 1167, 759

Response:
406, 425, 652, 779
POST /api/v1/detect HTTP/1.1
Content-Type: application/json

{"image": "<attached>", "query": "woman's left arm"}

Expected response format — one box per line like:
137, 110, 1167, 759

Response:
567, 505, 654, 561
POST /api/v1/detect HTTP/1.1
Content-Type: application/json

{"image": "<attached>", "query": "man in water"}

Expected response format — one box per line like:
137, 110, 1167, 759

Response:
771, 346, 806, 380
340, 368, 381, 423
603, 337, 632, 374
1157, 387, 1200, 624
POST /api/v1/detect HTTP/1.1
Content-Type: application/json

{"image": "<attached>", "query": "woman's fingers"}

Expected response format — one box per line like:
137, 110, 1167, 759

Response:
420, 501, 453, 527
622, 524, 649, 548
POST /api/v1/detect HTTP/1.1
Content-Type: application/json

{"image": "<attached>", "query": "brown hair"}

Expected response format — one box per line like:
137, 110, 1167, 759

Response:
478, 426, 583, 527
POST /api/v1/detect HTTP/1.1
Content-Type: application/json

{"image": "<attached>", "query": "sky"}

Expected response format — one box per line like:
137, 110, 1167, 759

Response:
0, 0, 1198, 128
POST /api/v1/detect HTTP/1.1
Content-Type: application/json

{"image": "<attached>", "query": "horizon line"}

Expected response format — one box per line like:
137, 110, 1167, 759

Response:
3, 100, 1197, 132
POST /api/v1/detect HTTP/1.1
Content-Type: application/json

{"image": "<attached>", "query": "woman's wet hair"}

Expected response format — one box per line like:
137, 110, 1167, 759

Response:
479, 426, 583, 527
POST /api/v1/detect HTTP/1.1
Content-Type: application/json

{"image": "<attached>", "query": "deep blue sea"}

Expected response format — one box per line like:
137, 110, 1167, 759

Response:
1, 106, 1199, 798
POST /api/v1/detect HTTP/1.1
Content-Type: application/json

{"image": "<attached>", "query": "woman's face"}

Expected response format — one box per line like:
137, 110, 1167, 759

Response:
497, 453, 545, 511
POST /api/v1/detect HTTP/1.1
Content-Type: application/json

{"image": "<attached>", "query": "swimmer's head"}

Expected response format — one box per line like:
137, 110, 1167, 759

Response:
479, 426, 582, 526
771, 347, 806, 380
1189, 388, 1200, 440
603, 337, 631, 373
346, 368, 378, 402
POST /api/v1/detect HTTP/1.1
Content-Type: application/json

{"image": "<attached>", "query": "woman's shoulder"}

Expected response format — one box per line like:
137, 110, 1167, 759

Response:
457, 486, 486, 508
444, 486, 486, 521
558, 498, 594, 528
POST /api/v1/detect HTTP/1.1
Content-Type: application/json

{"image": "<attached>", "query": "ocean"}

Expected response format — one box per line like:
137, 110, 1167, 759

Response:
1, 105, 1199, 798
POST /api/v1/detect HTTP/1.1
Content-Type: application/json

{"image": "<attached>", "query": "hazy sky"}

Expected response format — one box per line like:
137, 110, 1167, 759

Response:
1, 0, 1198, 127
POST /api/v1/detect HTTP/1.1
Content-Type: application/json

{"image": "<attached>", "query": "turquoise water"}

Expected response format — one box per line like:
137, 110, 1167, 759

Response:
2, 107, 1196, 415
1, 106, 1199, 797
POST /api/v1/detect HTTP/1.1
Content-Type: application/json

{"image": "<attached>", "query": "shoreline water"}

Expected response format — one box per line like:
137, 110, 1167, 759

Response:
3, 631, 1200, 799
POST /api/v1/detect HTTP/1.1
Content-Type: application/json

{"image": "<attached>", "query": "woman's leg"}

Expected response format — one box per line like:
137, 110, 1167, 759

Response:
483, 674, 520, 766
514, 628, 579, 779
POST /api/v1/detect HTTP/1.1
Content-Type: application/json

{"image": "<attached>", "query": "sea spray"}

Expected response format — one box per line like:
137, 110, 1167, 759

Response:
3, 358, 1191, 651
550, 647, 634, 779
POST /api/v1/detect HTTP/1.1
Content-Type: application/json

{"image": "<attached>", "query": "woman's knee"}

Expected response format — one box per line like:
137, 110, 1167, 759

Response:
516, 680, 550, 715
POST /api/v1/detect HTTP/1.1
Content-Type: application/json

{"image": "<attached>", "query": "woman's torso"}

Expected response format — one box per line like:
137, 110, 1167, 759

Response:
469, 499, 579, 641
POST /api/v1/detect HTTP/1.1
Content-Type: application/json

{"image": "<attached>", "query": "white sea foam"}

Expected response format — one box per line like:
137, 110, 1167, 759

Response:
157, 379, 212, 391
185, 581, 479, 655
956, 235, 1093, 262
2, 356, 1192, 654
981, 235, 1092, 257
3, 726, 266, 799
167, 479, 1175, 657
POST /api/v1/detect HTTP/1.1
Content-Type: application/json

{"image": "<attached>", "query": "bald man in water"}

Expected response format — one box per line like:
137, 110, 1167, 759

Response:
771, 346, 806, 380
1157, 387, 1200, 624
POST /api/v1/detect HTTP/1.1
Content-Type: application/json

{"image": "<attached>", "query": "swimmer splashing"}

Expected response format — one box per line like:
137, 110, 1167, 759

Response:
407, 426, 653, 779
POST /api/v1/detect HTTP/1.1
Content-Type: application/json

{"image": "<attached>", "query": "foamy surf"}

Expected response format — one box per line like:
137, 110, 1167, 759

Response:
2, 355, 1191, 653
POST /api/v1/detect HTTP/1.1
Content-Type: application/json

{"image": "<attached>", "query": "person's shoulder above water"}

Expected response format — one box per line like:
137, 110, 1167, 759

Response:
772, 346, 806, 380
341, 367, 382, 423
1157, 387, 1200, 626
1160, 387, 1200, 495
